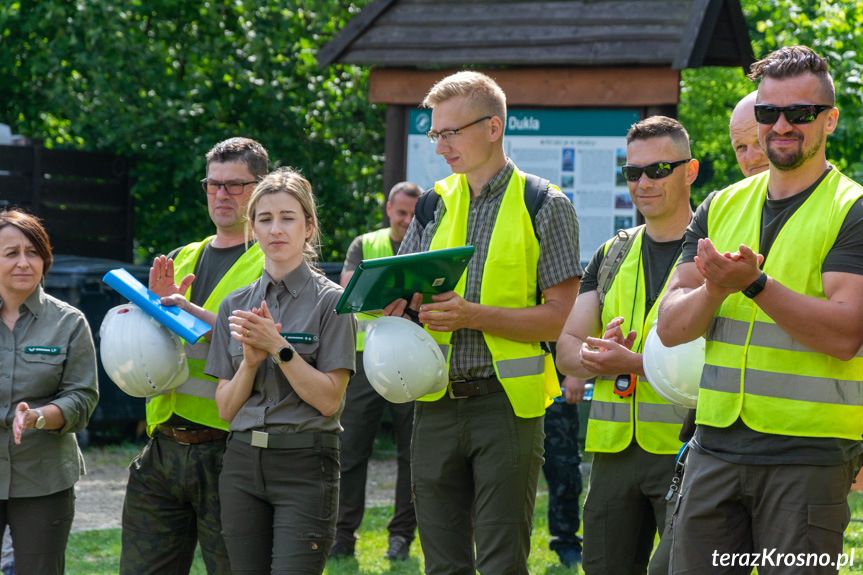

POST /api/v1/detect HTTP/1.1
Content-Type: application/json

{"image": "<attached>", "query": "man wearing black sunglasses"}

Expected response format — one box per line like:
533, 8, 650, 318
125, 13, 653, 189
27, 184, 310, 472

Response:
659, 45, 863, 574
557, 115, 696, 575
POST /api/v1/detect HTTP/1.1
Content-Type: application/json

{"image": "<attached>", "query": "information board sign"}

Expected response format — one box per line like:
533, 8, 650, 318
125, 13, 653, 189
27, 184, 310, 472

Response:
406, 108, 640, 265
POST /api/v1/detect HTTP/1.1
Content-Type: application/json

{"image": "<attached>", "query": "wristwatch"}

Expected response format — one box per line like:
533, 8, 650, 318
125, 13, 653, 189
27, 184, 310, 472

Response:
272, 344, 295, 365
34, 408, 45, 429
742, 271, 768, 299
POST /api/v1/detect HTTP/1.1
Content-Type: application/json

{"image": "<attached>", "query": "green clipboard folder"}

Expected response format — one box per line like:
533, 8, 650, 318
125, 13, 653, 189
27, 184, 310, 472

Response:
334, 246, 475, 315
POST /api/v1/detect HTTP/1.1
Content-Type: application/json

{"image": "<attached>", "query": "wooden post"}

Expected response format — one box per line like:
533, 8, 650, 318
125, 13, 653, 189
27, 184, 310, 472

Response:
383, 104, 408, 227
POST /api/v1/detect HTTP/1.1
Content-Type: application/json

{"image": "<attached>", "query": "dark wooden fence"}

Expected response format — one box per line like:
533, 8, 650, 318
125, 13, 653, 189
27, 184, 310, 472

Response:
0, 142, 135, 262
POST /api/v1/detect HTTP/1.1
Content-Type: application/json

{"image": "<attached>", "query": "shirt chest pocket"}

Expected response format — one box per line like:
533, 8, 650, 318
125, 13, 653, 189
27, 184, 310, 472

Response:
18, 351, 67, 396
292, 339, 319, 368
229, 343, 245, 372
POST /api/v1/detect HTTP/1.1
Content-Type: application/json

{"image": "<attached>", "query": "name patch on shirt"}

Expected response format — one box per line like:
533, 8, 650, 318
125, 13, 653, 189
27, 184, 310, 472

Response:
24, 346, 61, 355
280, 333, 318, 344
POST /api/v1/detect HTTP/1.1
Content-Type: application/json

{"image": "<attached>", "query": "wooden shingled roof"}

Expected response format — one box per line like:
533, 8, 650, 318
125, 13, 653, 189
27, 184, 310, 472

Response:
317, 0, 753, 71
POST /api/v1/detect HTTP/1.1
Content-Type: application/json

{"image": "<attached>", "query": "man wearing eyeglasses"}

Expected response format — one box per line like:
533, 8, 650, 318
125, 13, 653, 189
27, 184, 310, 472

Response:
557, 116, 695, 575
385, 71, 581, 574
120, 137, 267, 575
658, 45, 863, 573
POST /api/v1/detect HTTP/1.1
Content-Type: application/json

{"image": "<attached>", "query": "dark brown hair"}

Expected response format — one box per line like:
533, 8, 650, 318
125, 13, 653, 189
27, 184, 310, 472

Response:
626, 116, 691, 157
205, 137, 270, 179
749, 45, 835, 105
0, 209, 53, 276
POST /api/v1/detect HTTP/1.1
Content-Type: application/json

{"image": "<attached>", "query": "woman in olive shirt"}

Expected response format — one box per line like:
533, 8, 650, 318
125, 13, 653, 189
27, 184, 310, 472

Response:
0, 210, 98, 574
206, 168, 356, 574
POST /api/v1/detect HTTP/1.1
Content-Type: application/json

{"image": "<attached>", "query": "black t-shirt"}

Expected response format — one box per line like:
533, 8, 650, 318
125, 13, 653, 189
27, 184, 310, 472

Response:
580, 229, 684, 319
682, 167, 863, 465
165, 240, 254, 428
167, 242, 249, 307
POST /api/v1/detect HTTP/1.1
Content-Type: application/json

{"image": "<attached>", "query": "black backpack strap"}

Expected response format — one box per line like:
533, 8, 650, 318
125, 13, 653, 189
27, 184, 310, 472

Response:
524, 173, 552, 308
414, 187, 439, 230
523, 173, 551, 238
415, 176, 550, 232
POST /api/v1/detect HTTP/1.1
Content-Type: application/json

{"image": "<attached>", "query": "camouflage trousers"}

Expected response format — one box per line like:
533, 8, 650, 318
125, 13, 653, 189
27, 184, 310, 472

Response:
120, 433, 232, 575
542, 400, 584, 552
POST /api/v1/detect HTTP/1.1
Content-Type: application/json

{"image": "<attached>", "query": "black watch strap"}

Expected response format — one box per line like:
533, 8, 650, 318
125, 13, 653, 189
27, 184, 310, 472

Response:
742, 271, 768, 299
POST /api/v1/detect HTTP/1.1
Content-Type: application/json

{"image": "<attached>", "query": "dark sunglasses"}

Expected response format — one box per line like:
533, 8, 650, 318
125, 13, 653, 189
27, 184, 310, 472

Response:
753, 104, 832, 125
621, 159, 691, 182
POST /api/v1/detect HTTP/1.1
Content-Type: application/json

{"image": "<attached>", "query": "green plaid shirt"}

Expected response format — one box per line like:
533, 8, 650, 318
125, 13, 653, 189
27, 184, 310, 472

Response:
399, 160, 582, 380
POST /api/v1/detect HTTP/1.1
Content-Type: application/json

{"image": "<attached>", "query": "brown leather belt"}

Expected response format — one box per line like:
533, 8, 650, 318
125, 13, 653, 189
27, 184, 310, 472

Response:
449, 377, 505, 399
157, 425, 227, 445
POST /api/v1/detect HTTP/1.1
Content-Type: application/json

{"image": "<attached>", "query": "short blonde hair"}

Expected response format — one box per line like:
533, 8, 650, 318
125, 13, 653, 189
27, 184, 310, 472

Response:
422, 71, 507, 125
246, 167, 321, 264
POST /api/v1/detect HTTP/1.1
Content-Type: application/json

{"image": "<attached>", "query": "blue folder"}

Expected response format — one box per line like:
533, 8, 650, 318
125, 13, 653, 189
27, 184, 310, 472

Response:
102, 268, 212, 344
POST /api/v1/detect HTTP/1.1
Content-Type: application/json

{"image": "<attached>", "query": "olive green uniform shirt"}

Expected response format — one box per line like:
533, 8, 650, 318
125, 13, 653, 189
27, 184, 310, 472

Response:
0, 285, 99, 498
205, 262, 356, 434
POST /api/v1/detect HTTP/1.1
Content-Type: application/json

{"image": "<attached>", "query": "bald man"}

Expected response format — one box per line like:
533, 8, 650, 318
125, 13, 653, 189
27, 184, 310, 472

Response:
729, 91, 769, 177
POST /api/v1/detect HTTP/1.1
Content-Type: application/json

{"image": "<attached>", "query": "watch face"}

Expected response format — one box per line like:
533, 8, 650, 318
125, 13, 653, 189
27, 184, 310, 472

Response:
615, 374, 632, 392
278, 346, 294, 362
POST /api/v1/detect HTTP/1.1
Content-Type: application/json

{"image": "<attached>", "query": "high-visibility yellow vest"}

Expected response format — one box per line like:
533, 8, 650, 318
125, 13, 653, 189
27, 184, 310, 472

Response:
587, 227, 687, 454
356, 228, 394, 352
697, 169, 863, 439
145, 237, 265, 434
419, 170, 559, 418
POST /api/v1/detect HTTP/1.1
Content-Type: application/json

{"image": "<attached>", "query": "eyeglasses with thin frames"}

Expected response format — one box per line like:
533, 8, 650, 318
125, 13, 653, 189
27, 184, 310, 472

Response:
200, 178, 258, 195
427, 116, 492, 143
621, 159, 692, 182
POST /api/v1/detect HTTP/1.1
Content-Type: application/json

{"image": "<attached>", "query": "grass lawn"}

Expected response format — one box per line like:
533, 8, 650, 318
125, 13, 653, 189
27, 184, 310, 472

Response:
65, 487, 863, 574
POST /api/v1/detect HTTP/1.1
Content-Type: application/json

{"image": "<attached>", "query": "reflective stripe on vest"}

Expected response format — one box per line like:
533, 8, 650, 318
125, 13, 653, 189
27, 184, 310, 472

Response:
586, 226, 685, 455
709, 316, 863, 358
145, 237, 265, 434
355, 228, 394, 352
698, 169, 863, 439
420, 170, 558, 418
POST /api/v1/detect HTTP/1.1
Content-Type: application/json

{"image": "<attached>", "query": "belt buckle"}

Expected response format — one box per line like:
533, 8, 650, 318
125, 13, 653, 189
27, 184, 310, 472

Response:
165, 426, 191, 445
448, 380, 468, 400
251, 430, 269, 448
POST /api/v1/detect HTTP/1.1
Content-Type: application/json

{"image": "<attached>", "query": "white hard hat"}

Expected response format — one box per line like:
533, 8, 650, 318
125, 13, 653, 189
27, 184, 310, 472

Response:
642, 320, 704, 408
99, 304, 189, 398
363, 317, 448, 403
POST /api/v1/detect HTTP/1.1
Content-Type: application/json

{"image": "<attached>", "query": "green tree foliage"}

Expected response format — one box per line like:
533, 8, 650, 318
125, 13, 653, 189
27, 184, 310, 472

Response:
0, 0, 383, 262
4, 1, 863, 255
681, 0, 863, 202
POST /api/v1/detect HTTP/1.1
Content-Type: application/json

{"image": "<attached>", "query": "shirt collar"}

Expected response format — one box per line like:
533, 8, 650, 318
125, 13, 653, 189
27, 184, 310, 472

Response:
1, 284, 45, 318
479, 159, 515, 199
261, 260, 313, 299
